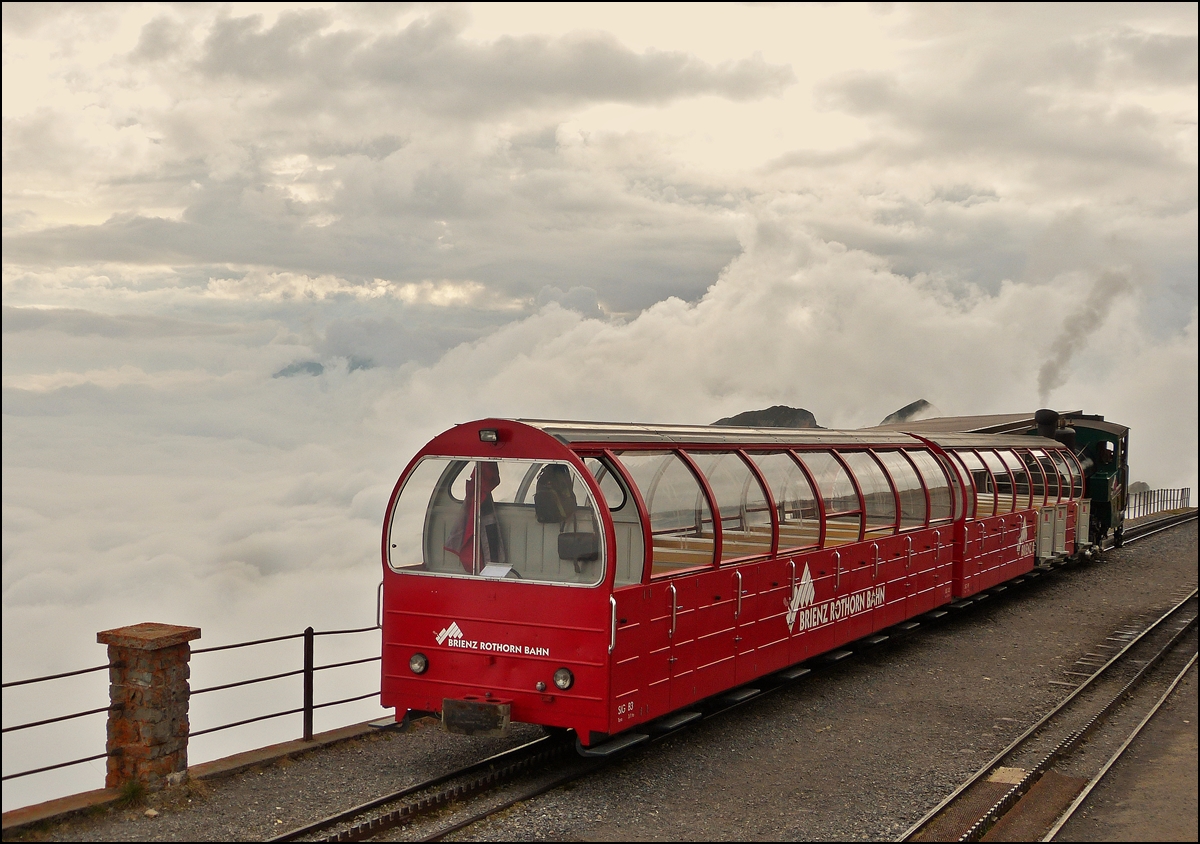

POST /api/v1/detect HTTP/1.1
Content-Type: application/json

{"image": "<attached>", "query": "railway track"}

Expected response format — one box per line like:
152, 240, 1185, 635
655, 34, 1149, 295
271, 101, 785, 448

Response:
273, 511, 1196, 843
900, 585, 1197, 842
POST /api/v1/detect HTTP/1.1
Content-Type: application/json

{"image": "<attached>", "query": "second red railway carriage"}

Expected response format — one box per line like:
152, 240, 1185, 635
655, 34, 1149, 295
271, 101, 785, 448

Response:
380, 419, 1092, 749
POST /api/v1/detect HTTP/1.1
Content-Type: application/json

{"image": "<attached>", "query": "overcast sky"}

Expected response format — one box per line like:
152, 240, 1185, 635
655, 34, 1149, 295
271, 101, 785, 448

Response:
3, 2, 1196, 809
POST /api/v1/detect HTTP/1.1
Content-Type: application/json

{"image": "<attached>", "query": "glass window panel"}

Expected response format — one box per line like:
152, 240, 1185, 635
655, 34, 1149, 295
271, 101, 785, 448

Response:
747, 452, 820, 552
996, 450, 1032, 510
1048, 451, 1073, 500
824, 514, 864, 547
389, 457, 468, 571
390, 458, 605, 585
1062, 451, 1084, 499
979, 451, 1014, 514
874, 451, 927, 529
615, 451, 714, 575
799, 451, 860, 514
582, 457, 627, 511
840, 451, 899, 532
956, 450, 995, 518
907, 450, 953, 523
938, 453, 968, 520
1034, 452, 1061, 502
584, 457, 644, 586
689, 452, 772, 561
1022, 450, 1048, 505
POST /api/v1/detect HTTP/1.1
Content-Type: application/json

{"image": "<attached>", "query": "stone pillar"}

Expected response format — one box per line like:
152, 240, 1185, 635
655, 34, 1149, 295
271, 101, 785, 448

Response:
97, 622, 201, 791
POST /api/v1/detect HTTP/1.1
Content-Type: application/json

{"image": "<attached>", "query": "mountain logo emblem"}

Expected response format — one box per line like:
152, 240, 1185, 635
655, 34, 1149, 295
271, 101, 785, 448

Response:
435, 621, 464, 645
786, 563, 816, 631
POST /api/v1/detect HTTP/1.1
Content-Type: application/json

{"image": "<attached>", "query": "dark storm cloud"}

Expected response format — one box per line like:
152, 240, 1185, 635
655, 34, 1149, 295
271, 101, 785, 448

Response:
195, 10, 795, 117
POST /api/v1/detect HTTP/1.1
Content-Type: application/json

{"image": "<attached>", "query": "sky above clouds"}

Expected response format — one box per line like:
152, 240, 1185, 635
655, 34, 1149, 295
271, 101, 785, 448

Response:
3, 2, 1197, 809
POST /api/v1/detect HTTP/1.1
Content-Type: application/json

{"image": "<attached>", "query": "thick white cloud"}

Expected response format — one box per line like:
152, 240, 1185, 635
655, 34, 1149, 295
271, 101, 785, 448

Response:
3, 2, 1196, 811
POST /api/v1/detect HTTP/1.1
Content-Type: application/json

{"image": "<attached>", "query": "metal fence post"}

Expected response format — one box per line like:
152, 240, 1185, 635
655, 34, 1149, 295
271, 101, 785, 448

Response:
303, 626, 314, 742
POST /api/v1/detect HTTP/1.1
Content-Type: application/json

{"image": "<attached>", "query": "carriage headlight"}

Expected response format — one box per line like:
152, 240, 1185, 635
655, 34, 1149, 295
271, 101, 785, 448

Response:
553, 667, 574, 690
409, 653, 429, 674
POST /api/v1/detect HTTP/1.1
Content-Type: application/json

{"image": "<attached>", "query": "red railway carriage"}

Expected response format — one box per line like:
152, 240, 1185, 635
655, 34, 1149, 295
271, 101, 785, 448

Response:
380, 419, 1089, 749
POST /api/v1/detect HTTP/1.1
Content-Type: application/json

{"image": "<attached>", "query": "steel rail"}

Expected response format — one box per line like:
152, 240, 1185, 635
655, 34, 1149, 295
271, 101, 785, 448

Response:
418, 757, 607, 842
1043, 651, 1197, 842
1115, 509, 1197, 546
897, 588, 1198, 842
266, 735, 558, 842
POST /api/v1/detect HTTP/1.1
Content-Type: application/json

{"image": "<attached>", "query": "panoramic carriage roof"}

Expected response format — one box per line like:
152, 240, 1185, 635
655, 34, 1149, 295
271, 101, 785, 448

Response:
513, 419, 1060, 451
868, 411, 1128, 437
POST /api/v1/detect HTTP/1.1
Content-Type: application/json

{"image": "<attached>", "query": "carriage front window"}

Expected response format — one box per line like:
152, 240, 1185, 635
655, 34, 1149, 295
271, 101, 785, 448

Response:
386, 457, 605, 585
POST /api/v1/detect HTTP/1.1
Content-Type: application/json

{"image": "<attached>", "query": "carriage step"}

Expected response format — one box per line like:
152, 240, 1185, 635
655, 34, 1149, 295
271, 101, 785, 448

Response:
577, 732, 649, 757
897, 621, 921, 631
822, 650, 853, 663
925, 610, 948, 619
721, 687, 761, 704
777, 665, 811, 681
864, 634, 889, 645
654, 710, 701, 731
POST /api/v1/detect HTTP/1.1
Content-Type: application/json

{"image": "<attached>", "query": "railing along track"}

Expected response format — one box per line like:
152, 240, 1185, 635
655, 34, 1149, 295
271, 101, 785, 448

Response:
900, 588, 1198, 842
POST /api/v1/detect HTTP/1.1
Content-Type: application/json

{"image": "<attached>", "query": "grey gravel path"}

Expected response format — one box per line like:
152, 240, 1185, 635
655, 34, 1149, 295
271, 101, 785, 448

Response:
11, 521, 1196, 843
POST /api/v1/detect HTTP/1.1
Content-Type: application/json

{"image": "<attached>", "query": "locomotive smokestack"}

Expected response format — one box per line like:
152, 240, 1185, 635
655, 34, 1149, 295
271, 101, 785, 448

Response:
1034, 408, 1059, 439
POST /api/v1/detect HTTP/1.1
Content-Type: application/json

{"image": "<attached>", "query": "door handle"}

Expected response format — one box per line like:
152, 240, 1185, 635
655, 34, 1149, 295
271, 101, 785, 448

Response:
905, 535, 912, 571
668, 583, 677, 639
734, 570, 743, 619
609, 595, 617, 654
872, 543, 880, 579
834, 551, 841, 593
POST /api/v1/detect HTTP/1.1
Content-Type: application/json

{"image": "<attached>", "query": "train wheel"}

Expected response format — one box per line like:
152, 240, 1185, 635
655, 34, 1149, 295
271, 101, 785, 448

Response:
1114, 527, 1124, 547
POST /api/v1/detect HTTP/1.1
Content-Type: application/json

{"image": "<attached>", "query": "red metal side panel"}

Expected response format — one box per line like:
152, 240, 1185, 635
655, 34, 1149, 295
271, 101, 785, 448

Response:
745, 556, 796, 676
381, 574, 609, 737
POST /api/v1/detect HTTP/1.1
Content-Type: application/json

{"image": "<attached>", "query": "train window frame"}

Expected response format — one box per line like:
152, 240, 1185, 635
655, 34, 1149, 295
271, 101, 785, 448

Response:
747, 450, 822, 554
906, 449, 954, 524
1047, 450, 1075, 500
685, 450, 774, 563
1062, 450, 1085, 500
581, 452, 645, 587
838, 450, 899, 537
611, 450, 717, 579
956, 449, 996, 519
997, 449, 1032, 511
1021, 449, 1050, 507
944, 451, 975, 520
871, 449, 930, 531
796, 449, 865, 547
978, 450, 1015, 514
1032, 450, 1062, 503
386, 455, 608, 587
582, 456, 628, 512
